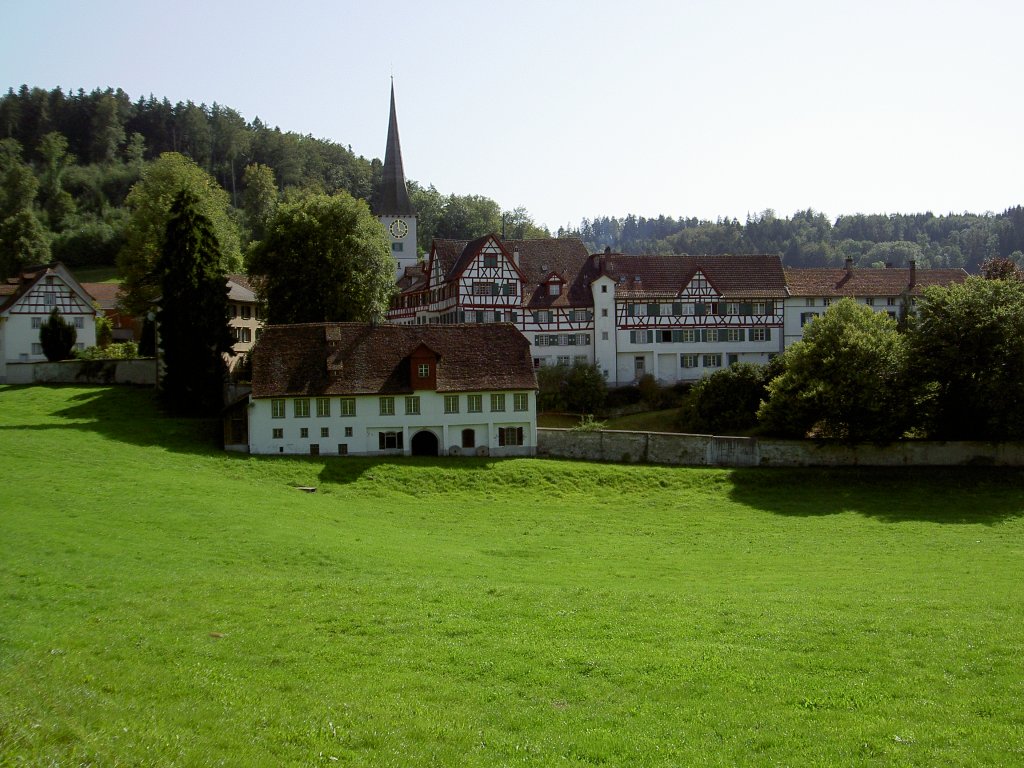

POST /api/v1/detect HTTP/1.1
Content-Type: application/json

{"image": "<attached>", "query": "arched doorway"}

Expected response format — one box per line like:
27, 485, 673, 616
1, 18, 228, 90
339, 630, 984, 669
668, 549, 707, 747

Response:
411, 430, 439, 457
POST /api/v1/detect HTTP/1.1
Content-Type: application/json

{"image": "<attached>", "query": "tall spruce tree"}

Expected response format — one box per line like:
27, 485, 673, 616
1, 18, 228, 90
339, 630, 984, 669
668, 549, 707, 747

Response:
39, 307, 76, 361
156, 189, 231, 415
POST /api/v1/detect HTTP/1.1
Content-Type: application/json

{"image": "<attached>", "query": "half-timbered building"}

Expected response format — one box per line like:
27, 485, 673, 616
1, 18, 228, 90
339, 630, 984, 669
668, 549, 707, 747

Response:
0, 262, 96, 382
590, 253, 787, 384
247, 322, 538, 457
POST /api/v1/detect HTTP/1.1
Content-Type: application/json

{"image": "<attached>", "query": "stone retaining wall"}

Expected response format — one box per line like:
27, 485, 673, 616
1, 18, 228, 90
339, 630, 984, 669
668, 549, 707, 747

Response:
537, 428, 1024, 467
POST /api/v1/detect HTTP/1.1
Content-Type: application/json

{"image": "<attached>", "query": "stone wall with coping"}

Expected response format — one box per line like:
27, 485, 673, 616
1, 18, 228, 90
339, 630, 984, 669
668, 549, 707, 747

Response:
537, 428, 1024, 467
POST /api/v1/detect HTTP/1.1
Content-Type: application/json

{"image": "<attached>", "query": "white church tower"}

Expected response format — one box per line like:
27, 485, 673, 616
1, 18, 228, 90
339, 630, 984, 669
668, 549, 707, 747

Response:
375, 80, 418, 280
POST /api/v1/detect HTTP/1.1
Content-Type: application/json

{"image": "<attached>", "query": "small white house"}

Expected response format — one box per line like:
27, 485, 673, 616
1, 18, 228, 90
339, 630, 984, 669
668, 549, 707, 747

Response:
245, 322, 539, 457
0, 262, 97, 383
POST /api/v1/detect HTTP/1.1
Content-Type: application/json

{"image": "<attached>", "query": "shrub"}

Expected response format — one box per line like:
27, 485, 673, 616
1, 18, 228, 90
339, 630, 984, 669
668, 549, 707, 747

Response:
39, 307, 76, 361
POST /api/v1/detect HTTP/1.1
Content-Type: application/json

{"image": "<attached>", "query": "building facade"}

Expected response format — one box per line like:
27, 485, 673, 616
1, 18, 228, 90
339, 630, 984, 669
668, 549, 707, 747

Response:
0, 262, 97, 382
782, 260, 969, 346
248, 323, 538, 457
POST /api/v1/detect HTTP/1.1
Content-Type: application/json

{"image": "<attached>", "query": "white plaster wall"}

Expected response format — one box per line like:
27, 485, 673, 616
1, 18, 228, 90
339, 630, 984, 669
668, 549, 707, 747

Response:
249, 389, 536, 457
2, 311, 96, 363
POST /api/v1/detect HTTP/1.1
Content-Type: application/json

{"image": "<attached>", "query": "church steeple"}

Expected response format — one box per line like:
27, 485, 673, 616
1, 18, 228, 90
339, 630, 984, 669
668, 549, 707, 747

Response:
377, 80, 418, 281
379, 79, 414, 216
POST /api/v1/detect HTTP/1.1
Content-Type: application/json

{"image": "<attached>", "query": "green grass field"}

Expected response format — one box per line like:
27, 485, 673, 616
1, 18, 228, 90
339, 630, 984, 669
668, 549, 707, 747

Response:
2, 386, 1023, 766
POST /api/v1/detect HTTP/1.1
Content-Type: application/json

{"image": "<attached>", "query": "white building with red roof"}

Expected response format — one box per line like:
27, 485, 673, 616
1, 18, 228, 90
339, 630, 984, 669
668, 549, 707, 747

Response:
0, 262, 96, 382
783, 259, 969, 346
245, 322, 538, 457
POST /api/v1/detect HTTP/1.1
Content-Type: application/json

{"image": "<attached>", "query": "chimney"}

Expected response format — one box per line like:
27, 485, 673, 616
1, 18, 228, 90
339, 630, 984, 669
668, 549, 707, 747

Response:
513, 247, 520, 267
845, 257, 854, 274
909, 259, 916, 288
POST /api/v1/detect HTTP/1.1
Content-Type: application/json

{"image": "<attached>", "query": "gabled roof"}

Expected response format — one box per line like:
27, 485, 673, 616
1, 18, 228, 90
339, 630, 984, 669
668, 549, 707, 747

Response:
424, 236, 593, 307
226, 274, 258, 303
396, 262, 427, 292
251, 322, 537, 397
81, 282, 122, 311
595, 254, 787, 299
784, 265, 969, 297
0, 262, 96, 314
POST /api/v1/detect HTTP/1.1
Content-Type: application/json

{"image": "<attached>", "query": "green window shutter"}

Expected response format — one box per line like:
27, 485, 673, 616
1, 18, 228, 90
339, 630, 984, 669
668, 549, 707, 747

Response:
737, 328, 745, 341
648, 303, 659, 316
695, 302, 706, 316
672, 302, 682, 315
740, 303, 752, 315
765, 328, 771, 340
700, 329, 707, 343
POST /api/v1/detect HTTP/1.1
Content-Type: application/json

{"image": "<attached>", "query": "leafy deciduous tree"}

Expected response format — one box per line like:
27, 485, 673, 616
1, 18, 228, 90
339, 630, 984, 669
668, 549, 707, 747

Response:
909, 277, 1024, 440
118, 152, 241, 314
248, 192, 394, 324
758, 299, 915, 442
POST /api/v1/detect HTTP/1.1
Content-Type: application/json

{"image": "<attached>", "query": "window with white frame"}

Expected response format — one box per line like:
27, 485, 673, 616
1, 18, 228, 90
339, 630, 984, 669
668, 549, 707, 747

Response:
705, 329, 719, 343
241, 306, 252, 320
316, 397, 331, 417
294, 399, 310, 418
680, 354, 699, 368
379, 431, 403, 450
271, 399, 285, 418
822, 298, 832, 307
299, 427, 309, 438
73, 316, 84, 329
800, 312, 817, 327
726, 328, 742, 342
513, 393, 529, 411
320, 427, 329, 438
473, 282, 493, 296
557, 355, 570, 366
725, 302, 740, 315
405, 396, 420, 415
887, 297, 896, 306
379, 396, 395, 416
534, 335, 549, 346
344, 427, 353, 437
865, 297, 875, 306
272, 428, 283, 439
752, 302, 767, 314
31, 317, 42, 329
444, 395, 459, 413
490, 393, 506, 412
340, 398, 355, 417
703, 353, 723, 367
548, 283, 561, 296
417, 362, 430, 378
467, 394, 482, 413
750, 327, 769, 342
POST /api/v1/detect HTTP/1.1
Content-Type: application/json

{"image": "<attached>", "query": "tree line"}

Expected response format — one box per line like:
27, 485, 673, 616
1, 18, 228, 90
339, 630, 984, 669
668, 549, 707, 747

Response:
3, 84, 1024, 287
562, 208, 1024, 274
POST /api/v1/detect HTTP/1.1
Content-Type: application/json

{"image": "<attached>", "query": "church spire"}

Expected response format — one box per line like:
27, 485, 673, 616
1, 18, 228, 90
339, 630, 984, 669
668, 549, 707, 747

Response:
378, 79, 414, 216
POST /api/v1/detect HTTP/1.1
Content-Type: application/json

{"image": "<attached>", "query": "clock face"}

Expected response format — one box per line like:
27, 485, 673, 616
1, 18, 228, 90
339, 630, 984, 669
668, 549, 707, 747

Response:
389, 219, 409, 239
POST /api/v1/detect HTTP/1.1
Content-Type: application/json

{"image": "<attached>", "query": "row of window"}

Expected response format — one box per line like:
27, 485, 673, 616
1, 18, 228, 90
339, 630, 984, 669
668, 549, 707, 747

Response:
531, 309, 593, 323
472, 282, 517, 296
680, 353, 729, 369
31, 315, 85, 329
804, 297, 900, 307
626, 301, 774, 317
270, 393, 530, 419
629, 328, 771, 344
227, 304, 259, 320
269, 426, 525, 448
533, 355, 590, 368
534, 333, 592, 347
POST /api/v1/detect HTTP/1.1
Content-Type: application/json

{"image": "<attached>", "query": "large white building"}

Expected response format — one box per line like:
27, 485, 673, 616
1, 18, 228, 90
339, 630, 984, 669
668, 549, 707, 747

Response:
244, 322, 538, 457
0, 262, 97, 383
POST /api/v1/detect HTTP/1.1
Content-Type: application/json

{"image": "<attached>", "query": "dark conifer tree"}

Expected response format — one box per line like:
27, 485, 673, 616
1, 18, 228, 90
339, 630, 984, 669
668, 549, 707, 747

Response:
156, 189, 231, 415
39, 307, 76, 361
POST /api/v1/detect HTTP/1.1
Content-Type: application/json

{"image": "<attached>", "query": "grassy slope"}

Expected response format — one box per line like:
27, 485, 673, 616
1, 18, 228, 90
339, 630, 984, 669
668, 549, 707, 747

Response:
1, 386, 1023, 766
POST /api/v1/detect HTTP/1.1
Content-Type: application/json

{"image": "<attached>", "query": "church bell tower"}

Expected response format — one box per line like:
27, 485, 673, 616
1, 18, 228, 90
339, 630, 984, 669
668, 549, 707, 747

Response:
375, 80, 418, 280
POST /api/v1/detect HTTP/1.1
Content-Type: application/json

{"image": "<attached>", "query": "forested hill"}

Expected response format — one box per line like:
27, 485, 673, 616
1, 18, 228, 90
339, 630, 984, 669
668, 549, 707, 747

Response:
562, 208, 1024, 272
1, 85, 1022, 277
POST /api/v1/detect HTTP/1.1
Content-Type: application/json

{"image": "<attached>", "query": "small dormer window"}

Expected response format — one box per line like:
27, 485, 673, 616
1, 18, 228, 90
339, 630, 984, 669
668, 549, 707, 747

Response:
549, 283, 561, 296
418, 363, 430, 378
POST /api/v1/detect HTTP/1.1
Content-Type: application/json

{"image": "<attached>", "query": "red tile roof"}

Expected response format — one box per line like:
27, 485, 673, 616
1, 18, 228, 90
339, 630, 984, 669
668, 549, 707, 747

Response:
784, 266, 968, 297
597, 254, 787, 299
81, 282, 122, 310
251, 322, 537, 398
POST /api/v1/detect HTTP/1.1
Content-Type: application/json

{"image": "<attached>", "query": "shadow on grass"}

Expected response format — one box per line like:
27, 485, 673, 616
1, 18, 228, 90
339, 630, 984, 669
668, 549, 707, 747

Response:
727, 466, 1024, 525
1, 384, 228, 458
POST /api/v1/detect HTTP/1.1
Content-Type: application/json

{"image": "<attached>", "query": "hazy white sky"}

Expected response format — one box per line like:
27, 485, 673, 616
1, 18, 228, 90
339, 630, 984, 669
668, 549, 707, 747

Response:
2, 0, 1021, 230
